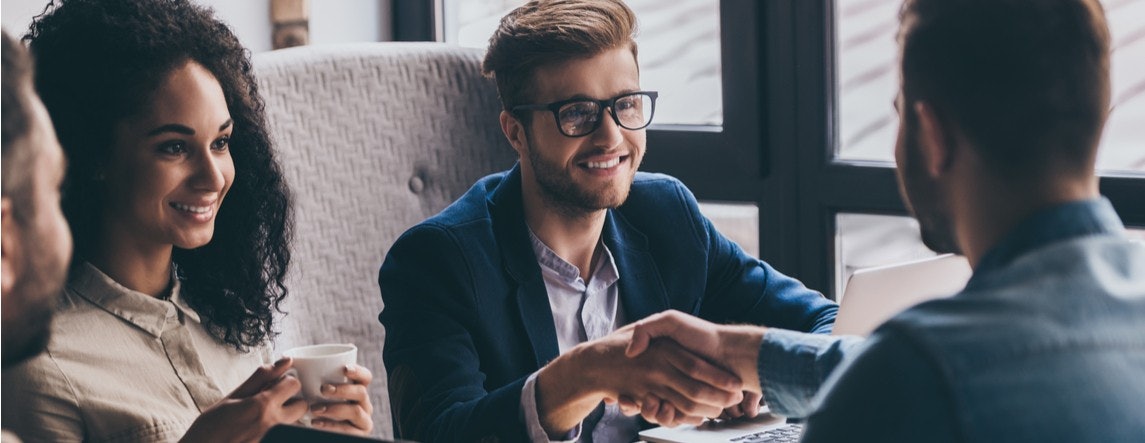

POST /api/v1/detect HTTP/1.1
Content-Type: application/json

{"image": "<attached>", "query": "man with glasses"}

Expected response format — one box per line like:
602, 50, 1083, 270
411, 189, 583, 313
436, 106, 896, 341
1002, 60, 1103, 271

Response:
378, 1, 839, 442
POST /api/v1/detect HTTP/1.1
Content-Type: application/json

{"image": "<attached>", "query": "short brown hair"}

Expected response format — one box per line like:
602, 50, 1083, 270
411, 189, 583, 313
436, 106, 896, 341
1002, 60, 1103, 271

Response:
898, 0, 1110, 179
2, 29, 38, 221
481, 0, 638, 112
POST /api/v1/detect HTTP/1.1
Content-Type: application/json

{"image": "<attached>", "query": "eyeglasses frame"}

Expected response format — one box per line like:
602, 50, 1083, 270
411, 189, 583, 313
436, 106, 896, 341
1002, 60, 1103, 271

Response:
510, 90, 659, 138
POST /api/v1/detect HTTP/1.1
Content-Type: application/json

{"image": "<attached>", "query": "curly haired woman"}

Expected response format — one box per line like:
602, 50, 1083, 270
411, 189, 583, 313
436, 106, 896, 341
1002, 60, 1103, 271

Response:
1, 0, 373, 441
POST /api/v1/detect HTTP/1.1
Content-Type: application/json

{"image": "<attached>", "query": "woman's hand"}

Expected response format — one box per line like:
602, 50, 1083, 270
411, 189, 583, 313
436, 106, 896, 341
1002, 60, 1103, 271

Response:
309, 363, 375, 435
181, 357, 308, 443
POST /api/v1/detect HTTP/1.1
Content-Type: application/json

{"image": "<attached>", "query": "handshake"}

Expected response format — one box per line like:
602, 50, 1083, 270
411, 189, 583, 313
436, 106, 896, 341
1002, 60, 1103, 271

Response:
535, 310, 771, 434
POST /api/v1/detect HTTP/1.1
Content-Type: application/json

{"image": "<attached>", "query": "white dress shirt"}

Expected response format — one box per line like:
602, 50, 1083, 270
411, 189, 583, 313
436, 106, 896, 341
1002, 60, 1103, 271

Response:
519, 229, 639, 443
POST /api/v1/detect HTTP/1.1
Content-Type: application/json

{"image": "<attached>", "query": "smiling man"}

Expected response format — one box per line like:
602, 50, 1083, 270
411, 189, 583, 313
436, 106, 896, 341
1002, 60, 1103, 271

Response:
377, 1, 838, 442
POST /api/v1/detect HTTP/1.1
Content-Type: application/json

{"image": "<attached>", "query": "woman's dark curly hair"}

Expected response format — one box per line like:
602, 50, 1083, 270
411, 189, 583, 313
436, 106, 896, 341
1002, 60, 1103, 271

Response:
25, 0, 293, 350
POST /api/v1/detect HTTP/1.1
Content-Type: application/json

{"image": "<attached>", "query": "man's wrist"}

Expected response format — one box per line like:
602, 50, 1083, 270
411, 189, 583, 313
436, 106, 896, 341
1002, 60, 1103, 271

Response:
718, 325, 766, 392
536, 345, 604, 436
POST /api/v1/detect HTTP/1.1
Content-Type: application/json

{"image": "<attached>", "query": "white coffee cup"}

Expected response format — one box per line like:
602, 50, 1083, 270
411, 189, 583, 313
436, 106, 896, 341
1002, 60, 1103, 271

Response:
282, 343, 357, 404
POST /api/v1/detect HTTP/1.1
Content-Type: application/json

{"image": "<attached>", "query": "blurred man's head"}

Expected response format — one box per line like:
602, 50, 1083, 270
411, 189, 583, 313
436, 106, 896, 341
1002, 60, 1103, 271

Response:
893, 0, 1110, 253
1, 29, 72, 368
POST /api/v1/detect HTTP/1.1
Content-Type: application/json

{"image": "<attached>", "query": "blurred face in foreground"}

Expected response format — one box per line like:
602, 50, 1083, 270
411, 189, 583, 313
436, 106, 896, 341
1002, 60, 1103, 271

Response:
2, 88, 72, 368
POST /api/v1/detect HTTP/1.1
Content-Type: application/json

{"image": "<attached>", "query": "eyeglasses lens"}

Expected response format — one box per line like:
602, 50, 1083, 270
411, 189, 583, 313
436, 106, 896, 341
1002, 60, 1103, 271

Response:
558, 102, 600, 137
556, 93, 655, 137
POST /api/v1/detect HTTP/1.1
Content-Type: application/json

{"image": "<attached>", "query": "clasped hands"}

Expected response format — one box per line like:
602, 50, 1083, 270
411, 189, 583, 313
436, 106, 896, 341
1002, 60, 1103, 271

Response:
181, 357, 374, 442
612, 310, 767, 428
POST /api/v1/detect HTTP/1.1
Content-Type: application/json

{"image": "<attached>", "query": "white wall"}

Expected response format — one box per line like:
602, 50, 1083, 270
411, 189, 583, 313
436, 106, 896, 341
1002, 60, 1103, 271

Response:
2, 0, 392, 52
312, 0, 389, 48
1, 0, 50, 35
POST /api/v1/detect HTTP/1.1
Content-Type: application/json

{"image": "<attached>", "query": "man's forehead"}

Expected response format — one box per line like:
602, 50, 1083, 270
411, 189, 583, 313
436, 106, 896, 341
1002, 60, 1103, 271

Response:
527, 47, 640, 102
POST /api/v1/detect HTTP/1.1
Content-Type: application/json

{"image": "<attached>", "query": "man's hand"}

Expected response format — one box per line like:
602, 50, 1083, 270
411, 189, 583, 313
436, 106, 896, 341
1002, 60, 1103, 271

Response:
180, 357, 309, 443
621, 311, 769, 427
535, 328, 744, 436
309, 363, 375, 435
721, 391, 764, 420
616, 389, 762, 428
626, 310, 766, 391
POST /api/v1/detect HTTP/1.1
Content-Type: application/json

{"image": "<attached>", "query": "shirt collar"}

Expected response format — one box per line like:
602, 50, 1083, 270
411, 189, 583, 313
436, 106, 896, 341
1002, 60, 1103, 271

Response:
527, 228, 620, 288
969, 198, 1125, 286
68, 262, 202, 337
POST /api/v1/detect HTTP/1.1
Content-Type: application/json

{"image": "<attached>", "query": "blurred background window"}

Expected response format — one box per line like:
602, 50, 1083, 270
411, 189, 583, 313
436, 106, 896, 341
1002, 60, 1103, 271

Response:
445, 0, 723, 126
835, 0, 1145, 173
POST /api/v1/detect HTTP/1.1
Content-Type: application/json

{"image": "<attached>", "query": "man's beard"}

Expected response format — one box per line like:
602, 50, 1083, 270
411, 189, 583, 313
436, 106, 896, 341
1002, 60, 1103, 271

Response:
898, 112, 961, 255
525, 137, 634, 218
1, 300, 53, 368
1, 225, 66, 368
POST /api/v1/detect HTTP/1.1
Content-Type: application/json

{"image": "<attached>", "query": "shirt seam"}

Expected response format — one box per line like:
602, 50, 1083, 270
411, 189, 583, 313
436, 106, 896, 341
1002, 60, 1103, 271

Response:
43, 347, 87, 436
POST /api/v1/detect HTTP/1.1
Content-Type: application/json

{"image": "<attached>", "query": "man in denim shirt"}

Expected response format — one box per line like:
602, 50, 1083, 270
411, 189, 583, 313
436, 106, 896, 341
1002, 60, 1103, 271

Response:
624, 0, 1145, 440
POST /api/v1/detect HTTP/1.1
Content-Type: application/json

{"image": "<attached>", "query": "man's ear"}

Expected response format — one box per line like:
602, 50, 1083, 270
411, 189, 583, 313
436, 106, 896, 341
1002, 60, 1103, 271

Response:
2, 198, 21, 296
914, 101, 956, 178
500, 110, 528, 159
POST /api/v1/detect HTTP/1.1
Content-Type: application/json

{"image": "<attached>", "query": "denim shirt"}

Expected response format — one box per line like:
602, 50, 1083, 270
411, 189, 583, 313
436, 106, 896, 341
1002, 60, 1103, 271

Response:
799, 199, 1145, 442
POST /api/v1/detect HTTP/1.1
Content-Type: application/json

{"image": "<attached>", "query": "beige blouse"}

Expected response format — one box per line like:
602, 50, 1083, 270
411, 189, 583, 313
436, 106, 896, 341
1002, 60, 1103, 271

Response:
1, 263, 267, 442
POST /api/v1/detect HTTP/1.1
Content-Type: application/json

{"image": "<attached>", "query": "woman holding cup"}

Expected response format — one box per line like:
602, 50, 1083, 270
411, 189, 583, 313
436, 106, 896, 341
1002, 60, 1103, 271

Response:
1, 0, 373, 440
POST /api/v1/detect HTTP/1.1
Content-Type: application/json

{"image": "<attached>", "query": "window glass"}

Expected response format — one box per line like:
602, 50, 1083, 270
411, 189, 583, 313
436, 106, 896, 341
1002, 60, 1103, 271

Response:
834, 0, 1145, 173
444, 0, 723, 126
698, 202, 759, 258
834, 0, 900, 163
1101, 0, 1145, 173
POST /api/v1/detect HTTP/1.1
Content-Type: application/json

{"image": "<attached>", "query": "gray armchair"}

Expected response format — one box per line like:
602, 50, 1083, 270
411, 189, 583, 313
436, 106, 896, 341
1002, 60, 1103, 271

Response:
254, 42, 517, 438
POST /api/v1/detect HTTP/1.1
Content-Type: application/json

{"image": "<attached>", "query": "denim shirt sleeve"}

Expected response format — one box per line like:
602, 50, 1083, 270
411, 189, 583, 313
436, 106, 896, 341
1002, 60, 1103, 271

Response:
757, 329, 864, 417
799, 330, 959, 443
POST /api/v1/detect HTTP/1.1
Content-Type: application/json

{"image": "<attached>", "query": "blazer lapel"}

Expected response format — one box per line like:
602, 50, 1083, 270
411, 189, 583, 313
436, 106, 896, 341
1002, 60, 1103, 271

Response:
603, 210, 671, 323
490, 165, 561, 367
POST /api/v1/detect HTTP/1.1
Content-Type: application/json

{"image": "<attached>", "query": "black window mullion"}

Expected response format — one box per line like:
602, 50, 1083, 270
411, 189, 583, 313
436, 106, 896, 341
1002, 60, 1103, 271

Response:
756, 0, 803, 278
393, 1, 438, 42
643, 0, 764, 194
1101, 175, 1145, 227
794, 0, 843, 297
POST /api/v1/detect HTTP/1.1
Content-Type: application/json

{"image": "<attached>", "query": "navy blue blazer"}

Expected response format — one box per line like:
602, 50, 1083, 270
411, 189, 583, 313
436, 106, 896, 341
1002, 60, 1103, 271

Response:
378, 165, 837, 442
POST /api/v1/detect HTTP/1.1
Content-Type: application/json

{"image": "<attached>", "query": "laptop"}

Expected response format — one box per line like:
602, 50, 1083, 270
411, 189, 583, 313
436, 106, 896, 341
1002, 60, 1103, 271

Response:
639, 408, 802, 443
832, 253, 971, 336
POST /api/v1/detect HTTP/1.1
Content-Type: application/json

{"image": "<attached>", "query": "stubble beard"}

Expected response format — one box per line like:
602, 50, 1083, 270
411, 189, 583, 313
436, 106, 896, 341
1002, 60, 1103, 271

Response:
1, 214, 68, 368
899, 115, 961, 255
526, 140, 635, 219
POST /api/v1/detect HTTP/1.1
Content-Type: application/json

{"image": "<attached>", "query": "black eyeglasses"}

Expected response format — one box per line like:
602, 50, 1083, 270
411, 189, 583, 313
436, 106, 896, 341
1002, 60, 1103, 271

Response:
511, 91, 659, 137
